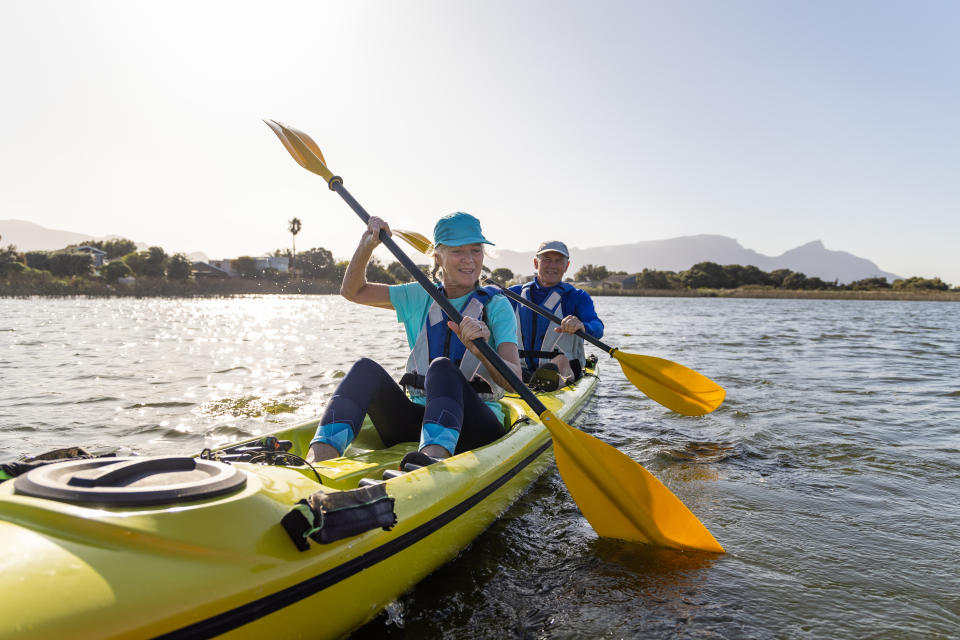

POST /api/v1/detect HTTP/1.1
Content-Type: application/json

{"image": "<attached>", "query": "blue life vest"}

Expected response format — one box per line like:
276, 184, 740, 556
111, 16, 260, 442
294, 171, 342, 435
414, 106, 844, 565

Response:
404, 285, 504, 400
515, 281, 585, 370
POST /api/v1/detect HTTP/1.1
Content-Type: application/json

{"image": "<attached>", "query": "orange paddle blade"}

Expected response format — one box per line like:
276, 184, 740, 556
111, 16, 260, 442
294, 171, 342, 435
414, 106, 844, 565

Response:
263, 119, 337, 185
613, 351, 725, 416
393, 229, 434, 254
541, 410, 724, 553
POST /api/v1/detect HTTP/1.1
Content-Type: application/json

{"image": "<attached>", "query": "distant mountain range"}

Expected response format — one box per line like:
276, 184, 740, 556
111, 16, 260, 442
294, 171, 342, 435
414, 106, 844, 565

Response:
1, 219, 113, 251
494, 234, 901, 284
0, 220, 209, 262
2, 220, 900, 284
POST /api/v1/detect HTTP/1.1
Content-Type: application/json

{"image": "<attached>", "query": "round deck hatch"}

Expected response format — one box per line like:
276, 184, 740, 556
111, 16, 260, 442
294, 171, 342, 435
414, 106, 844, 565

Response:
14, 456, 247, 507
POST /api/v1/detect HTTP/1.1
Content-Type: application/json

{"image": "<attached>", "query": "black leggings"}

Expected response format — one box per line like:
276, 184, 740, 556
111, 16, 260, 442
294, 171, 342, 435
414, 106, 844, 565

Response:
319, 357, 505, 454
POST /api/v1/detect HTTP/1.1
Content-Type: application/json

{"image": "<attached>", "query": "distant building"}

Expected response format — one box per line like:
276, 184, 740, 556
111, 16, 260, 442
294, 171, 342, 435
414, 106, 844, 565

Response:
74, 246, 107, 268
207, 259, 237, 276
202, 256, 290, 278
192, 262, 233, 279
602, 274, 631, 290
254, 256, 289, 272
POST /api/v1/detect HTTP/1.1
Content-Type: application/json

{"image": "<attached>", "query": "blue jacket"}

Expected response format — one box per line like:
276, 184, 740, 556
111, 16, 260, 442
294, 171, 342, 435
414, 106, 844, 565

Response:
508, 279, 603, 371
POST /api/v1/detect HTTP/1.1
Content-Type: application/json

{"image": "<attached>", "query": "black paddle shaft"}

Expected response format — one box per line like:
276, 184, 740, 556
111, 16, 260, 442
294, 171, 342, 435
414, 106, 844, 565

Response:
484, 279, 613, 355
331, 182, 548, 416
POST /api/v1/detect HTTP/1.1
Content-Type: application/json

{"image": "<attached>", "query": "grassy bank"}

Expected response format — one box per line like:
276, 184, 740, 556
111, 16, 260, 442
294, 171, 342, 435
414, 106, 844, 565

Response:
3, 277, 958, 301
0, 277, 340, 297
583, 287, 960, 302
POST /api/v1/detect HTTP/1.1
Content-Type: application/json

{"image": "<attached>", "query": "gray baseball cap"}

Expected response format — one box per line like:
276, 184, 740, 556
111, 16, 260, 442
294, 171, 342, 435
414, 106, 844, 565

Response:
535, 240, 570, 258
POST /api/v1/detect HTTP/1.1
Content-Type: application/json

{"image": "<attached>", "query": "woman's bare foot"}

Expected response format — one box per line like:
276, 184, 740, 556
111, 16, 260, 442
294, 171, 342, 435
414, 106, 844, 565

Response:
305, 442, 340, 462
420, 444, 451, 459
550, 354, 575, 382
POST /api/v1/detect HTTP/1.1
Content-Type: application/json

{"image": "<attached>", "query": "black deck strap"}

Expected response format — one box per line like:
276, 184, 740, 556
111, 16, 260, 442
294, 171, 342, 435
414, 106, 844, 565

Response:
398, 372, 425, 388
508, 416, 533, 431
469, 379, 493, 394
569, 358, 583, 380
30, 446, 93, 461
1, 447, 116, 482
281, 483, 397, 551
221, 437, 294, 457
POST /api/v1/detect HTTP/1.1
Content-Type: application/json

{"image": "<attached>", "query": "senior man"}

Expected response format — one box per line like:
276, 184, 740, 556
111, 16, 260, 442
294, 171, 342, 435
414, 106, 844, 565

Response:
508, 240, 604, 390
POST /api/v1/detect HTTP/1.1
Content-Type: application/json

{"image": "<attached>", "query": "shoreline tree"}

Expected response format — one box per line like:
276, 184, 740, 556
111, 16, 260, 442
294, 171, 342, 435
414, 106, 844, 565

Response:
167, 253, 193, 280
231, 256, 257, 279
288, 218, 302, 272
68, 238, 137, 259
102, 260, 133, 283
574, 264, 609, 282
491, 267, 514, 284
296, 247, 335, 279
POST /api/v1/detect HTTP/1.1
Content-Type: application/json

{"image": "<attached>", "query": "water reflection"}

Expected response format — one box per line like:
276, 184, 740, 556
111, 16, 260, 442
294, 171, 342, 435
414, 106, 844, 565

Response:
587, 535, 715, 591
3, 296, 959, 638
0, 296, 408, 458
661, 440, 738, 463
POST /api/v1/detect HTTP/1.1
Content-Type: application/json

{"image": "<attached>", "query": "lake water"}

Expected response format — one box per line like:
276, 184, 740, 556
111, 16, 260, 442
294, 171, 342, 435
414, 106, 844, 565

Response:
1, 295, 957, 638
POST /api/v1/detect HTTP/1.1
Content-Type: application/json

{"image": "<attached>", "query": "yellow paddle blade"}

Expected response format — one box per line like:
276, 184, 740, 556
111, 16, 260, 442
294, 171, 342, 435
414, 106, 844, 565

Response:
613, 350, 725, 416
263, 119, 337, 186
540, 410, 724, 553
393, 229, 434, 254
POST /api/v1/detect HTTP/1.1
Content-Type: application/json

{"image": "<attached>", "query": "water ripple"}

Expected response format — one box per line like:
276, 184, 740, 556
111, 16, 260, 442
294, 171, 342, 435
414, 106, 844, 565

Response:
2, 296, 958, 639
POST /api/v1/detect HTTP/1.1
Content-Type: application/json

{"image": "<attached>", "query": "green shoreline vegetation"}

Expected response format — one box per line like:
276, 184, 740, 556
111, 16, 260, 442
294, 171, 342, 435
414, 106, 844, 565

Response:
582, 286, 960, 302
1, 236, 957, 301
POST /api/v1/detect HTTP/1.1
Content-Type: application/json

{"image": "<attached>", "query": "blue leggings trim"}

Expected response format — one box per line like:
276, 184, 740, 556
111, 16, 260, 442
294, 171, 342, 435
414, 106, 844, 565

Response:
309, 422, 354, 455
419, 422, 460, 453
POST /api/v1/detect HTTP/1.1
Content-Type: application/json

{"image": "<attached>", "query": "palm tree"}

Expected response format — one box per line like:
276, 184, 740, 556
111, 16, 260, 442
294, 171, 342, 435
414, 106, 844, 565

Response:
288, 217, 302, 272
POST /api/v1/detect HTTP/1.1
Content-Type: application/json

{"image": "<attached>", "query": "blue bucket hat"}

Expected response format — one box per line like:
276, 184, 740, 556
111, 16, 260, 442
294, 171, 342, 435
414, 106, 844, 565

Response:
433, 212, 494, 247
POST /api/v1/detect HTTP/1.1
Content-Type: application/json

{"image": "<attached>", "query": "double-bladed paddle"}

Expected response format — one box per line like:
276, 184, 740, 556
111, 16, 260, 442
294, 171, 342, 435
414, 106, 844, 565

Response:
389, 229, 726, 416
263, 118, 724, 553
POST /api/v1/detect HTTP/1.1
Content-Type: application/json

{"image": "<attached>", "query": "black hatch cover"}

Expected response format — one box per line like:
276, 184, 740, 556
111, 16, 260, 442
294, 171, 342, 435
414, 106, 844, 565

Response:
14, 456, 247, 507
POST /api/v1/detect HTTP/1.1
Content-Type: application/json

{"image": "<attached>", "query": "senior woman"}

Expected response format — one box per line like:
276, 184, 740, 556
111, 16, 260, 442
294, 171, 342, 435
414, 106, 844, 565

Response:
306, 212, 522, 465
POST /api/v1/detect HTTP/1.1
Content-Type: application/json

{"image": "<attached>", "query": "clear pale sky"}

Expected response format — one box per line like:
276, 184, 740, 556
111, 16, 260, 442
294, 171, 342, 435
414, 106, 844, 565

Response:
2, 1, 957, 284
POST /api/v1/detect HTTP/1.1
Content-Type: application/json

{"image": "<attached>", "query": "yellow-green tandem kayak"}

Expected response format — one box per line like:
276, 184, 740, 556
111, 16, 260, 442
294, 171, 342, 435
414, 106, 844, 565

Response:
0, 365, 598, 639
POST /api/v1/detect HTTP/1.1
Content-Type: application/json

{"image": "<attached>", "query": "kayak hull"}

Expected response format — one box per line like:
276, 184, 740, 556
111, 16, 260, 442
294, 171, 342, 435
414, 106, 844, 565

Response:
0, 367, 598, 639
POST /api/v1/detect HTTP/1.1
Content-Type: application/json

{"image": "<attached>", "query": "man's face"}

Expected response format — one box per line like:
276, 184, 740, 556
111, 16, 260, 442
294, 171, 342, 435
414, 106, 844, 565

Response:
534, 251, 570, 287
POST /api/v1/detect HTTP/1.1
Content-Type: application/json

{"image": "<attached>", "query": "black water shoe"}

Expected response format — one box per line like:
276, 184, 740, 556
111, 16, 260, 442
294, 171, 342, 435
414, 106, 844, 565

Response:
399, 450, 443, 472
529, 364, 565, 392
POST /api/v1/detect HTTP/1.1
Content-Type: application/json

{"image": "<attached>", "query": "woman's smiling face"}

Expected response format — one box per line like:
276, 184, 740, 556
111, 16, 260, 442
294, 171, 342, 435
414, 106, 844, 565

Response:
437, 243, 484, 292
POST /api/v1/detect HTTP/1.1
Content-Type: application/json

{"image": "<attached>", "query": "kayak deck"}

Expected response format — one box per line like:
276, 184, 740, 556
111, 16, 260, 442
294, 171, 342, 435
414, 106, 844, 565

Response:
0, 365, 598, 640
